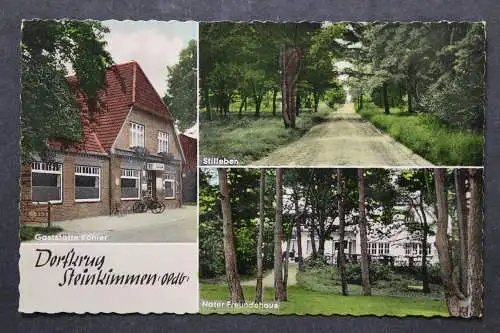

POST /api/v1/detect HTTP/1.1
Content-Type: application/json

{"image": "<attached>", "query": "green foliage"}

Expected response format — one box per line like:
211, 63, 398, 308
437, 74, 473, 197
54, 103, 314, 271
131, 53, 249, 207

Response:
344, 263, 392, 284
200, 283, 448, 316
200, 111, 329, 164
198, 168, 275, 278
325, 84, 347, 109
359, 22, 485, 131
200, 22, 323, 118
360, 103, 483, 165
164, 40, 197, 131
20, 225, 63, 241
21, 20, 113, 161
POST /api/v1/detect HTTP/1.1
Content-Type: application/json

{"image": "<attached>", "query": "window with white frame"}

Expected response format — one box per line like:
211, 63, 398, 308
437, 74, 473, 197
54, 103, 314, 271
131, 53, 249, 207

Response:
368, 242, 377, 255
31, 162, 62, 203
405, 243, 430, 256
164, 168, 176, 199
378, 242, 390, 255
158, 131, 169, 153
75, 165, 100, 201
121, 169, 140, 200
129, 122, 145, 147
348, 240, 356, 254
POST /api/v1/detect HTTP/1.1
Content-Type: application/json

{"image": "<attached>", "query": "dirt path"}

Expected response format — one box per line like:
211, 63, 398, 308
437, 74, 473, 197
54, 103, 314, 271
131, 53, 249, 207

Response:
252, 103, 432, 166
242, 262, 298, 287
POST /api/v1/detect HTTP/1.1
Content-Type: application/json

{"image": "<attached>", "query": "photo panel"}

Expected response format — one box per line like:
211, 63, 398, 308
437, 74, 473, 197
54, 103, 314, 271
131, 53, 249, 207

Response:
19, 19, 199, 313
198, 22, 485, 167
199, 167, 484, 318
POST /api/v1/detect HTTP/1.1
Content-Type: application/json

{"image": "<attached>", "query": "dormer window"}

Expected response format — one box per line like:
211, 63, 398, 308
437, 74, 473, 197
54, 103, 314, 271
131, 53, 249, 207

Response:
130, 122, 145, 147
158, 131, 169, 153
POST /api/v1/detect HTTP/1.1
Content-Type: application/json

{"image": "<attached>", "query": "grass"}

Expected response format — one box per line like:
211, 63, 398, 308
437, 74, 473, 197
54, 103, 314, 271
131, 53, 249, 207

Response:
199, 282, 449, 316
20, 224, 63, 241
296, 266, 445, 299
200, 106, 333, 164
358, 103, 483, 166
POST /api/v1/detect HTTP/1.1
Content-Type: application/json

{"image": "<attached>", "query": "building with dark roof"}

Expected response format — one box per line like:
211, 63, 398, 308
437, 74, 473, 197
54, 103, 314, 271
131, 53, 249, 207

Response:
20, 61, 186, 223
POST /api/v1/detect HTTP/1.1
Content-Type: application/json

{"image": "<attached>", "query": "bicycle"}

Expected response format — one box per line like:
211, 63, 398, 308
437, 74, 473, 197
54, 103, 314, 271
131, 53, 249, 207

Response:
132, 196, 166, 214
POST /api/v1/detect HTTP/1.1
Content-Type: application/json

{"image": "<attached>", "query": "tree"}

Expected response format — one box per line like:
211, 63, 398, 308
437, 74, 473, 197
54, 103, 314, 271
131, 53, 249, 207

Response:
218, 168, 245, 303
274, 168, 286, 301
337, 169, 348, 296
358, 168, 371, 295
434, 168, 483, 317
255, 168, 265, 303
21, 20, 113, 161
467, 168, 483, 317
164, 39, 197, 131
397, 169, 437, 293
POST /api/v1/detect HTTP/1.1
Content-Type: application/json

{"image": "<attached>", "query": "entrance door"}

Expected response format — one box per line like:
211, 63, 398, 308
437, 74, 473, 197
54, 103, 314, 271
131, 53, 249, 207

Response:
146, 170, 157, 198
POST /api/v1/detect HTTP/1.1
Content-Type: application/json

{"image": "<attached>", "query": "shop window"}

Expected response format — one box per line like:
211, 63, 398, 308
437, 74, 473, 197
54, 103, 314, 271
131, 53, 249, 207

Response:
75, 165, 100, 201
31, 162, 62, 203
121, 169, 140, 200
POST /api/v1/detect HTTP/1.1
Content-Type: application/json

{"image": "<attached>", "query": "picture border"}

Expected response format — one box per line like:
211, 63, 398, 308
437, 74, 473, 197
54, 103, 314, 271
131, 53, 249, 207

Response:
1, 0, 499, 332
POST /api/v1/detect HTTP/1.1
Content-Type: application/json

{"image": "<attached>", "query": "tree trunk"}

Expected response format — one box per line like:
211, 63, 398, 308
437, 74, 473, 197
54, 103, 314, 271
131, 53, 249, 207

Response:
283, 227, 292, 301
309, 223, 317, 258
254, 95, 262, 117
239, 96, 246, 117
296, 92, 301, 116
434, 168, 469, 317
337, 169, 348, 296
358, 168, 371, 296
204, 88, 212, 120
313, 92, 319, 113
418, 194, 430, 293
272, 88, 278, 117
255, 168, 265, 303
455, 169, 468, 295
281, 48, 300, 129
318, 223, 325, 257
467, 168, 484, 317
359, 92, 363, 110
297, 214, 304, 272
218, 168, 245, 303
274, 168, 286, 301
382, 81, 390, 114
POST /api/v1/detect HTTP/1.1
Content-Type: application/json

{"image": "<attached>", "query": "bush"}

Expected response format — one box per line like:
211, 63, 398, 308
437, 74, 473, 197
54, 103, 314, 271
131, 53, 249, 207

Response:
359, 103, 483, 165
304, 255, 330, 269
20, 225, 35, 241
345, 263, 393, 284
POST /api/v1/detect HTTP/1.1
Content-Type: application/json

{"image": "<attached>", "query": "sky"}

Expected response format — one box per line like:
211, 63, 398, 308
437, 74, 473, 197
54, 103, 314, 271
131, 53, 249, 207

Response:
102, 20, 197, 97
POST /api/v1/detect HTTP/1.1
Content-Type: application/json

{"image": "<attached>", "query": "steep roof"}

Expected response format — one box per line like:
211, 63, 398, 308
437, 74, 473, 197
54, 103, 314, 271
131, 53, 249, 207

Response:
50, 61, 173, 154
179, 133, 197, 170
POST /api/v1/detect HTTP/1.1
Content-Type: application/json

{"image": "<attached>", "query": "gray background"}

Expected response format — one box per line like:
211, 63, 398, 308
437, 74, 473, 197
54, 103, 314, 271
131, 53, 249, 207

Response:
1, 0, 498, 332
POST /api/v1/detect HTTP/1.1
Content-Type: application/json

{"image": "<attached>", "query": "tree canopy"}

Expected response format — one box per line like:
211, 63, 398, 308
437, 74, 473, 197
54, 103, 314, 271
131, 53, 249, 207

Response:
21, 20, 113, 161
163, 39, 197, 132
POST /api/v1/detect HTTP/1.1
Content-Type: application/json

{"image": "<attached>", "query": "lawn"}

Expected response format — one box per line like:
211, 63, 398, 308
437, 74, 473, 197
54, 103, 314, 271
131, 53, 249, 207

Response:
200, 106, 334, 164
358, 103, 483, 166
199, 283, 449, 316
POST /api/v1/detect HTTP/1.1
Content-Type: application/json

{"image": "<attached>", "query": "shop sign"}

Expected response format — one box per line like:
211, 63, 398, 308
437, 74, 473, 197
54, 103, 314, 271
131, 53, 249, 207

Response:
146, 163, 165, 171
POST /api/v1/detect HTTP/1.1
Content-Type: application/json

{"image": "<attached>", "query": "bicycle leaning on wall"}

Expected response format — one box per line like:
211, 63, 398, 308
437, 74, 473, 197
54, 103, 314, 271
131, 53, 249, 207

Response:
132, 196, 166, 214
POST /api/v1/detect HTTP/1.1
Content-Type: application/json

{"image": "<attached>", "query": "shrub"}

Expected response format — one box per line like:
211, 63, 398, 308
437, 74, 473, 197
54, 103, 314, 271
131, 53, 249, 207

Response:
359, 103, 483, 165
344, 263, 393, 284
304, 255, 330, 269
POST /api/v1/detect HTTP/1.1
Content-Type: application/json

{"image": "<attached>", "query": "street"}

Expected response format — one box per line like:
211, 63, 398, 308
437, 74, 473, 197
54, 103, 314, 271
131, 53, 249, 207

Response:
252, 103, 433, 167
34, 205, 197, 243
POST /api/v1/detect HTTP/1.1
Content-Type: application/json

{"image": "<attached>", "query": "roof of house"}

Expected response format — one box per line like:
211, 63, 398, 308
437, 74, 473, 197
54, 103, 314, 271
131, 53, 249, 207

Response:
50, 61, 173, 154
179, 133, 197, 170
